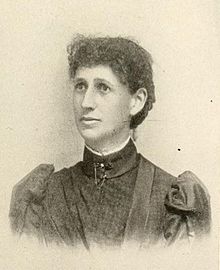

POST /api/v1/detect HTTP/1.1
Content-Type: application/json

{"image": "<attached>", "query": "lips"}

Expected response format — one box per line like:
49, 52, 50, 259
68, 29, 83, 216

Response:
80, 116, 101, 122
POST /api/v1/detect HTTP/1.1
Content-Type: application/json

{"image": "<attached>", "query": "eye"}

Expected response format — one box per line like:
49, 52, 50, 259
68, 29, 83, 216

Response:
74, 82, 87, 92
96, 83, 111, 93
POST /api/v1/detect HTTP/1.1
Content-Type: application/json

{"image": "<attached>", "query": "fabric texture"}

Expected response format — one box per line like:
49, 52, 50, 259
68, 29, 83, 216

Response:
9, 140, 211, 249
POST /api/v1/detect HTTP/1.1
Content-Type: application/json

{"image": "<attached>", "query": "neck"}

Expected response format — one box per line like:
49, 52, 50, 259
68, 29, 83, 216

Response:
85, 135, 132, 156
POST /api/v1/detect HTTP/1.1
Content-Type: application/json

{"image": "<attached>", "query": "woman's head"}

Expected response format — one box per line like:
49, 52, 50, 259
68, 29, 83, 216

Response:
67, 35, 155, 130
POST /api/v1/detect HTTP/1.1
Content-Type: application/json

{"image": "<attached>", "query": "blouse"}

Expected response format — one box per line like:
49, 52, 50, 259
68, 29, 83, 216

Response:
9, 139, 211, 249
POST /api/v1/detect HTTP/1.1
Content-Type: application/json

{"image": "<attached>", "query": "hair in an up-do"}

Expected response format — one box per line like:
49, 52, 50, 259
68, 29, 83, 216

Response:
67, 35, 155, 129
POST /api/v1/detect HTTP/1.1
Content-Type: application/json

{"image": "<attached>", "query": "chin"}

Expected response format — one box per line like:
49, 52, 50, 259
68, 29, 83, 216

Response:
79, 129, 105, 144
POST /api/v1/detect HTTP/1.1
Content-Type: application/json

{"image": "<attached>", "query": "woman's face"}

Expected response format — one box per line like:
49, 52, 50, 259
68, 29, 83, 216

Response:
72, 65, 134, 148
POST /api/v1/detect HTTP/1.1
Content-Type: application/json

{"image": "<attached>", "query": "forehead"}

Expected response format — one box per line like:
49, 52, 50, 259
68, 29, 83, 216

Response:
74, 65, 121, 84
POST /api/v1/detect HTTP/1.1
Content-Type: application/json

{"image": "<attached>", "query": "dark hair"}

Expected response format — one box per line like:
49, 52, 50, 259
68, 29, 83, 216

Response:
67, 35, 155, 129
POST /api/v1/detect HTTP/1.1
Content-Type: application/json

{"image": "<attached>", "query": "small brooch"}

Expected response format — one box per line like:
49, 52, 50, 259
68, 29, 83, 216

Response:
93, 162, 112, 188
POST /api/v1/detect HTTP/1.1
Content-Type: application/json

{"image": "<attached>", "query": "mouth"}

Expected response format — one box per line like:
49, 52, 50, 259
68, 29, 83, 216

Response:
80, 116, 101, 123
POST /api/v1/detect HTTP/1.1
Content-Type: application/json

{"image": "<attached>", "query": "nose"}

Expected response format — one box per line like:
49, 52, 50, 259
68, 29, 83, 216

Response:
81, 87, 96, 109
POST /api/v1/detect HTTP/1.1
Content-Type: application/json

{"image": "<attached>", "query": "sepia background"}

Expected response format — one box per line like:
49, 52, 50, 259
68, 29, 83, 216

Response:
1, 0, 220, 269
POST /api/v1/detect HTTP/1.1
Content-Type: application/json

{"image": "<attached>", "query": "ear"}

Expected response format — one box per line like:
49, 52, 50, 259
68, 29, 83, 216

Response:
130, 88, 148, 116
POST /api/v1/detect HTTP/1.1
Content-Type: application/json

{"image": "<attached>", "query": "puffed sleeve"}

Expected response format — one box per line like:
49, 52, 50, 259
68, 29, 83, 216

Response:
9, 164, 55, 237
164, 171, 211, 245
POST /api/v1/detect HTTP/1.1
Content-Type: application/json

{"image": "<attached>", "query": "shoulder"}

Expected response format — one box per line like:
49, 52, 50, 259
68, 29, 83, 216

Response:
9, 164, 54, 233
9, 163, 81, 210
139, 155, 210, 199
165, 170, 211, 219
164, 170, 211, 242
9, 163, 81, 234
139, 156, 211, 242
10, 164, 55, 207
11, 162, 82, 201
140, 155, 211, 221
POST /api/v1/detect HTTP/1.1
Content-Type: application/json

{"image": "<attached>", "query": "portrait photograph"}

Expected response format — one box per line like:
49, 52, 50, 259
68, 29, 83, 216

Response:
0, 0, 220, 269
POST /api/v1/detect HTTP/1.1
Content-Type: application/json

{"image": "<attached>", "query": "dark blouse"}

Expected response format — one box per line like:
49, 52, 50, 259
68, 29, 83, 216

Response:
78, 141, 139, 246
9, 140, 211, 249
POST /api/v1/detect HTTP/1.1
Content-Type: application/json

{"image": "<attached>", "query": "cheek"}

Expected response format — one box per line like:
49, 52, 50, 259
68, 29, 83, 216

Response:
117, 107, 130, 122
72, 95, 81, 113
106, 101, 131, 124
117, 97, 132, 116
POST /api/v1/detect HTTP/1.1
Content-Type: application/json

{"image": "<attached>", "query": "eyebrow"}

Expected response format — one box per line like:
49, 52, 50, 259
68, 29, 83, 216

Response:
94, 78, 114, 88
72, 78, 86, 83
72, 77, 114, 88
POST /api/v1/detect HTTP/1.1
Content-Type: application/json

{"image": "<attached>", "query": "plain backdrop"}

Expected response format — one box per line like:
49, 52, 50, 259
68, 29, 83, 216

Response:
0, 0, 220, 269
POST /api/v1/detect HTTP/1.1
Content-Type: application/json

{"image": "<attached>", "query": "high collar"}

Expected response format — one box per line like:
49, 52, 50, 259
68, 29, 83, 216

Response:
82, 139, 139, 181
85, 136, 131, 156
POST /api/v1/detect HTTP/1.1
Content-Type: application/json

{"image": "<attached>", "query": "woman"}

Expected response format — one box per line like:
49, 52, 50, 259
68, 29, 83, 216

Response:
9, 35, 211, 250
